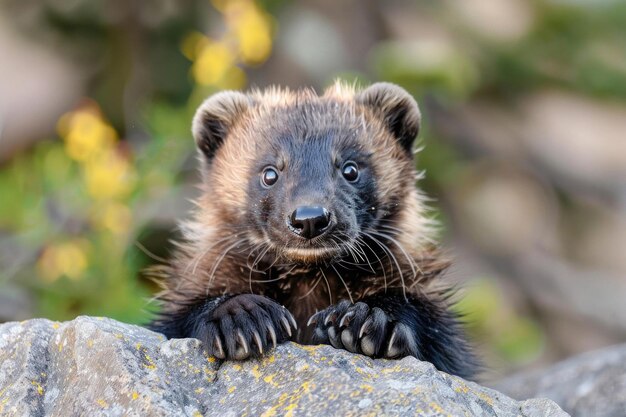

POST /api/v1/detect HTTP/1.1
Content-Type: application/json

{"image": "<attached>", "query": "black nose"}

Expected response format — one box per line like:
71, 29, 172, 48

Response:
288, 206, 331, 239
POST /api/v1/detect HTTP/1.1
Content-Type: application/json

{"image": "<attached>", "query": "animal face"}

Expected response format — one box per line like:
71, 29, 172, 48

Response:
243, 108, 380, 261
191, 82, 423, 263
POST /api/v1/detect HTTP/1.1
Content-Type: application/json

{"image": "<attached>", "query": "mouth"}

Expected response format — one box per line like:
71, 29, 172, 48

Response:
281, 246, 342, 262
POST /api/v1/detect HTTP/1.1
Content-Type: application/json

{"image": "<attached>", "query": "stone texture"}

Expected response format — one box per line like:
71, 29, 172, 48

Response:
498, 343, 626, 417
0, 316, 567, 416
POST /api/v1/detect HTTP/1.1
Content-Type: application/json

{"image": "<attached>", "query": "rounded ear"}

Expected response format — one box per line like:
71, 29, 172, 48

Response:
192, 91, 251, 161
357, 83, 421, 154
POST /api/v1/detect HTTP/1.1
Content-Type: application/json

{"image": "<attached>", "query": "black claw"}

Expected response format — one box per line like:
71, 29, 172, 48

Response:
307, 311, 320, 327
267, 324, 277, 348
252, 330, 263, 354
339, 311, 355, 328
214, 335, 225, 359
287, 311, 298, 330
359, 316, 374, 339
324, 310, 338, 326
236, 330, 249, 355
385, 323, 417, 359
195, 294, 296, 361
280, 315, 292, 337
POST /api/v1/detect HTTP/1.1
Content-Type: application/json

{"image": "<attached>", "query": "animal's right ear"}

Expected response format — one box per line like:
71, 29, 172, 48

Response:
192, 91, 251, 161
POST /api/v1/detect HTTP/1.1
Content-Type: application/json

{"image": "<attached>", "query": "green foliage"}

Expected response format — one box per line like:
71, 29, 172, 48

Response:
0, 102, 194, 323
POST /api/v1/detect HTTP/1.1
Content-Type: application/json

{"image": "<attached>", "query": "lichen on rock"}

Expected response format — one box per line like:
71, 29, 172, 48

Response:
0, 316, 567, 416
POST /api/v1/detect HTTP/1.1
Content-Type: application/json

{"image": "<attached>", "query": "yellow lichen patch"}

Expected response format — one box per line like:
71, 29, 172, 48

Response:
261, 380, 316, 416
31, 381, 44, 396
228, 386, 236, 393
349, 390, 363, 398
297, 344, 321, 353
478, 392, 494, 406
260, 392, 288, 417
232, 364, 242, 371
429, 402, 452, 416
131, 392, 139, 400
381, 365, 405, 374
0, 397, 9, 414
87, 339, 94, 348
195, 387, 205, 394
251, 365, 262, 380
51, 322, 60, 329
142, 353, 157, 370
96, 398, 109, 409
192, 411, 203, 417
284, 402, 298, 417
455, 383, 470, 394
263, 374, 279, 387
207, 356, 216, 363
135, 343, 142, 350
360, 384, 374, 393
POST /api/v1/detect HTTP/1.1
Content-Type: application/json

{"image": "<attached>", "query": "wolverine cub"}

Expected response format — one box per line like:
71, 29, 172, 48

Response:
151, 82, 476, 378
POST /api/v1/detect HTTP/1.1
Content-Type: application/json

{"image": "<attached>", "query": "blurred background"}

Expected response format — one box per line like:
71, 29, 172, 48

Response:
1, 0, 625, 382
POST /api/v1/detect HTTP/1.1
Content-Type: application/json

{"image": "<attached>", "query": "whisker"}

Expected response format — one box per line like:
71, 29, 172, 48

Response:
134, 241, 169, 264
354, 236, 378, 275
187, 233, 240, 276
249, 275, 286, 283
362, 231, 406, 301
298, 275, 323, 300
367, 230, 420, 280
206, 238, 248, 296
330, 264, 354, 304
319, 267, 333, 305
247, 243, 268, 293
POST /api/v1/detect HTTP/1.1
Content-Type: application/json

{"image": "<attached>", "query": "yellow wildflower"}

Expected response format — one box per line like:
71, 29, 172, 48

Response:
181, 31, 211, 61
83, 149, 135, 200
91, 201, 132, 235
225, 0, 273, 64
192, 41, 236, 86
58, 107, 117, 162
37, 240, 90, 282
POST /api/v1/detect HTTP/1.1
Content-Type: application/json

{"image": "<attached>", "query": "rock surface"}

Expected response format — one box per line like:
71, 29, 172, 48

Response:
0, 316, 566, 416
498, 343, 626, 417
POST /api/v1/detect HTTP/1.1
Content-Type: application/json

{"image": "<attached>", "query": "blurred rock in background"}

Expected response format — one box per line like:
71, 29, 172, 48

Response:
0, 0, 625, 381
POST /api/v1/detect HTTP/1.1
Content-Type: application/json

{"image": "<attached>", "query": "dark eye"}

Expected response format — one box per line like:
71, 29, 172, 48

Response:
261, 166, 279, 187
341, 161, 359, 182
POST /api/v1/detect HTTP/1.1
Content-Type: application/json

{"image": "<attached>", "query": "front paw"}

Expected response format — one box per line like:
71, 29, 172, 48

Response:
307, 300, 418, 359
197, 294, 297, 360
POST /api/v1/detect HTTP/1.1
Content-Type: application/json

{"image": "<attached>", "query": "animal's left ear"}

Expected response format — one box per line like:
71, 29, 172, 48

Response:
357, 83, 421, 154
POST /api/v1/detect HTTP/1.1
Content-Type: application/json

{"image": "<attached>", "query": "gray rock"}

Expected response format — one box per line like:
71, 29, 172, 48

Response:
498, 344, 626, 417
0, 316, 567, 416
